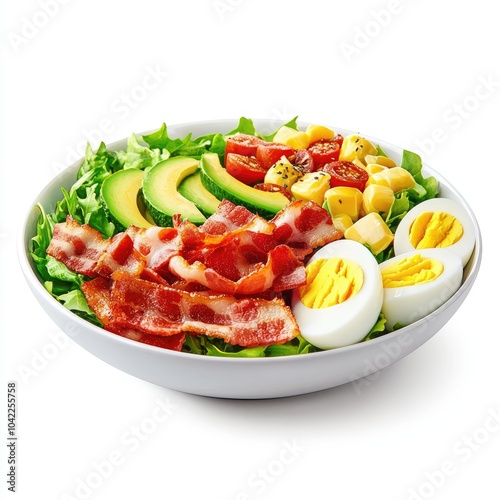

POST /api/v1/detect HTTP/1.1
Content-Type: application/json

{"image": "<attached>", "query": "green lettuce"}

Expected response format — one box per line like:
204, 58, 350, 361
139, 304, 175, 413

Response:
182, 334, 321, 357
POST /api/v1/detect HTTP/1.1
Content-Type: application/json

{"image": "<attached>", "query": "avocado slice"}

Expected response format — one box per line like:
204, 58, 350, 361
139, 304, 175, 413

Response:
142, 157, 206, 227
200, 153, 289, 219
178, 171, 221, 217
101, 168, 153, 231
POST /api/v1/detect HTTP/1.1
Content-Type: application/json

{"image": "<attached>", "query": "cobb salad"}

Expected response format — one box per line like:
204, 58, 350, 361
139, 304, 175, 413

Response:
30, 117, 476, 357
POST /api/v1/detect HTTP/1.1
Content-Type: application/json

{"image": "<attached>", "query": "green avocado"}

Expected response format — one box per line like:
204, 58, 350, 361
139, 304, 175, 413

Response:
178, 171, 221, 217
142, 157, 206, 227
101, 168, 153, 231
200, 153, 289, 219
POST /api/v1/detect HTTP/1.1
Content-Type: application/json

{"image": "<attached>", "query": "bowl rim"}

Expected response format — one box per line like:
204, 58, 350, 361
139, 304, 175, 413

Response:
17, 118, 483, 364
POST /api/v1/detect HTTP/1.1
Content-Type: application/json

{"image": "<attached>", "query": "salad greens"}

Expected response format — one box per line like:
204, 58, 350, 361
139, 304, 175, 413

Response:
30, 117, 437, 357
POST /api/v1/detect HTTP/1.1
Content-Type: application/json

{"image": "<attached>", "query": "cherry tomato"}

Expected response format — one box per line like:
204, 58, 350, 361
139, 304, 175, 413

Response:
321, 160, 369, 190
225, 153, 267, 185
292, 149, 314, 174
256, 142, 295, 170
253, 183, 292, 200
307, 137, 342, 166
225, 134, 264, 159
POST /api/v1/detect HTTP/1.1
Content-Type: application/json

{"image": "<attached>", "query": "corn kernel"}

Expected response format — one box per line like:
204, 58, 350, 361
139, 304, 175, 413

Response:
344, 212, 394, 255
291, 171, 331, 205
331, 213, 353, 233
365, 164, 388, 176
364, 155, 397, 168
305, 124, 335, 144
367, 167, 415, 192
362, 184, 395, 214
339, 135, 378, 164
273, 126, 310, 149
324, 186, 363, 221
264, 156, 302, 191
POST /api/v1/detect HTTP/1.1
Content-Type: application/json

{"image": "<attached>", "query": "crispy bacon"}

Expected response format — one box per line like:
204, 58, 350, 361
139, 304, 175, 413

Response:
271, 200, 342, 256
110, 327, 186, 351
168, 244, 305, 295
109, 277, 300, 347
49, 199, 342, 349
199, 200, 274, 235
81, 277, 114, 325
94, 233, 145, 278
81, 277, 184, 351
126, 225, 181, 271
46, 217, 110, 277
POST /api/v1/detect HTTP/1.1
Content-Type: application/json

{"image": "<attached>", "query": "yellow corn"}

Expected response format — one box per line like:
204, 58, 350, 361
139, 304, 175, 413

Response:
339, 135, 378, 164
362, 184, 395, 214
264, 156, 302, 191
344, 212, 394, 255
367, 167, 415, 192
324, 186, 363, 222
273, 126, 310, 150
305, 124, 335, 144
291, 171, 331, 205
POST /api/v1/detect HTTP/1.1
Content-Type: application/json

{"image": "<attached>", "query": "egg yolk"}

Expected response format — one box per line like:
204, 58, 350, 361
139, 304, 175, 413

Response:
409, 211, 463, 249
299, 257, 364, 309
382, 253, 444, 288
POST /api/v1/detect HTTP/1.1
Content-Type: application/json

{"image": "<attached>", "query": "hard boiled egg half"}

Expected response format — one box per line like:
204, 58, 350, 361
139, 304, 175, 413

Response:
291, 240, 383, 349
379, 248, 463, 331
394, 198, 475, 267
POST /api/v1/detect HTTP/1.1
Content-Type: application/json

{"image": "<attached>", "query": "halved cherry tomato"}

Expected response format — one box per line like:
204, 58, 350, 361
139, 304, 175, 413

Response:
256, 142, 295, 170
321, 160, 369, 190
307, 135, 344, 166
225, 153, 267, 185
292, 149, 314, 174
225, 134, 265, 158
253, 183, 292, 200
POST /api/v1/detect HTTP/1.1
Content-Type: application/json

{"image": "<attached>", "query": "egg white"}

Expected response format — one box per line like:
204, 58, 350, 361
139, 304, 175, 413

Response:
379, 248, 463, 331
291, 240, 383, 349
394, 198, 476, 267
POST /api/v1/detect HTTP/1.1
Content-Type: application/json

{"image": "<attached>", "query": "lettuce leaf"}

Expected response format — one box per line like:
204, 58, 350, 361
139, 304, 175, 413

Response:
182, 334, 321, 357
116, 133, 169, 170
228, 116, 256, 136
400, 150, 439, 203
362, 314, 388, 341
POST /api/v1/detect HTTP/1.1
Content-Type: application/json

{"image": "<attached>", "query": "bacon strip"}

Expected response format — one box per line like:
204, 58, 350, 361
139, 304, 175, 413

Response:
199, 199, 274, 235
125, 225, 181, 271
168, 244, 305, 295
271, 200, 343, 257
46, 217, 110, 277
109, 277, 300, 347
81, 277, 185, 351
94, 233, 145, 278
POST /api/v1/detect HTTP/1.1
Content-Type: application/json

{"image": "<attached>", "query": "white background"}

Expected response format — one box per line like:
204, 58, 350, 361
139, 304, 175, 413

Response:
1, 1, 498, 499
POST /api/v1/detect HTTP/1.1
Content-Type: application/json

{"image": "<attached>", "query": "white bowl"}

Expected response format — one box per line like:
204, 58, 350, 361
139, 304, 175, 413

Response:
18, 119, 482, 399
